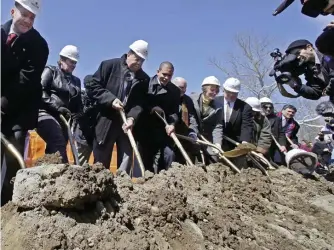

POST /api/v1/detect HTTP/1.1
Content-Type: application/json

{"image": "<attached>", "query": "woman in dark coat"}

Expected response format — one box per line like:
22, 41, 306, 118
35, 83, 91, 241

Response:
37, 45, 82, 163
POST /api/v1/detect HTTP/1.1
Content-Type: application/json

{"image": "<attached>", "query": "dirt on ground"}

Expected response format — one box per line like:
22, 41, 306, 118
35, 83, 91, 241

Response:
1, 155, 334, 250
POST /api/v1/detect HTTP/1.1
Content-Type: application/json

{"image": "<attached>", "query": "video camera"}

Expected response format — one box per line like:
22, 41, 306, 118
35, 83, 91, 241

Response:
273, 0, 334, 17
269, 44, 317, 98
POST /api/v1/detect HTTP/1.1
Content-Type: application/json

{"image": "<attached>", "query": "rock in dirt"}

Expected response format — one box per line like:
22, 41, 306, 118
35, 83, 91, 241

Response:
2, 162, 334, 250
12, 164, 114, 208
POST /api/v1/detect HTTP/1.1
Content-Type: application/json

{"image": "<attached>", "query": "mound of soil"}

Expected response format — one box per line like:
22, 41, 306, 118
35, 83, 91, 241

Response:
1, 158, 334, 250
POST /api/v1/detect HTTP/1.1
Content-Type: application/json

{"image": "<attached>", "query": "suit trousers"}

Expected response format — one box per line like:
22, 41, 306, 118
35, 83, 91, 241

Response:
93, 121, 133, 174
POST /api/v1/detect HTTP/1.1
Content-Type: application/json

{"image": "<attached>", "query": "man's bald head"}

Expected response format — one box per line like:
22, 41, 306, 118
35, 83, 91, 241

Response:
172, 77, 187, 96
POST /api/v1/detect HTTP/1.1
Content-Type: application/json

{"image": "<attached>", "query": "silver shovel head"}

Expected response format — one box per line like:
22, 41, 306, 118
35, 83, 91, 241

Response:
285, 149, 318, 175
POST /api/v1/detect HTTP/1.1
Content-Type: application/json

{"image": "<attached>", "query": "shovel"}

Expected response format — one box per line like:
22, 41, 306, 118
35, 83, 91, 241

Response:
119, 110, 145, 178
272, 135, 317, 174
154, 111, 194, 167
222, 135, 271, 176
1, 132, 26, 192
176, 133, 240, 173
59, 115, 80, 165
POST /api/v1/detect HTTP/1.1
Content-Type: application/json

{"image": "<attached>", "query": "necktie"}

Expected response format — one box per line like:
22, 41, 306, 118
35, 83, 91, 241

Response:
225, 102, 231, 123
181, 103, 189, 127
6, 33, 17, 46
282, 118, 287, 127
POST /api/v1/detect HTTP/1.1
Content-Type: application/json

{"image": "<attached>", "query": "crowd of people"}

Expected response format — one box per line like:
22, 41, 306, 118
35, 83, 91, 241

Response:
1, 0, 334, 206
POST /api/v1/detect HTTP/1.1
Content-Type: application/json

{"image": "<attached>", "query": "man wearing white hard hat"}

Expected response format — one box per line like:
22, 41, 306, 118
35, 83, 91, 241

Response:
260, 97, 287, 163
86, 40, 150, 173
244, 97, 272, 156
1, 0, 49, 206
191, 76, 223, 163
36, 45, 82, 163
216, 77, 253, 151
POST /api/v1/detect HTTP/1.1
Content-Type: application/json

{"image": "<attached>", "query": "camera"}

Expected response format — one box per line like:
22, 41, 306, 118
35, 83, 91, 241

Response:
269, 47, 316, 98
273, 0, 334, 17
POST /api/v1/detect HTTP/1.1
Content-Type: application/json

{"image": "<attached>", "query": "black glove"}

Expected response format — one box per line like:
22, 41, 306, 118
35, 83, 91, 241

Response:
72, 112, 84, 121
58, 107, 71, 119
188, 132, 198, 141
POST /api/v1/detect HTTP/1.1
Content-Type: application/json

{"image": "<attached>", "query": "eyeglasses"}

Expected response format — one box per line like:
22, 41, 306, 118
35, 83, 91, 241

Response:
263, 105, 273, 109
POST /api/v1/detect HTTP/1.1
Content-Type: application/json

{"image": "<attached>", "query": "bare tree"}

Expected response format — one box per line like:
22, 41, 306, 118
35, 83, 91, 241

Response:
210, 33, 324, 142
210, 33, 277, 99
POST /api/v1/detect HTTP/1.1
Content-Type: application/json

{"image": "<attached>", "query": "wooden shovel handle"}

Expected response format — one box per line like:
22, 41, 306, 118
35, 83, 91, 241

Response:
120, 111, 145, 177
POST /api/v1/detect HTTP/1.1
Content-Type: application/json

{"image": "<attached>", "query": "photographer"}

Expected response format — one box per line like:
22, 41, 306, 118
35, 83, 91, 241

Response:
316, 23, 334, 98
271, 39, 333, 100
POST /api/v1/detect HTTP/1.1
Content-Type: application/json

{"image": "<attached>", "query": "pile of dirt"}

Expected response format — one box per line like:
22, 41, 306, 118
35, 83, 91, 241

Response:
1, 159, 334, 250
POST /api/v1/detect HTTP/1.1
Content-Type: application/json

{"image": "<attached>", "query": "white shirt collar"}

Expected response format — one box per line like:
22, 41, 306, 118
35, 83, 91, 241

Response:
224, 98, 235, 106
9, 24, 19, 36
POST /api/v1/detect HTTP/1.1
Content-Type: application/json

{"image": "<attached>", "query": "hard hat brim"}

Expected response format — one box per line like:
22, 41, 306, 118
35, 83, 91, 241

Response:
129, 44, 147, 60
59, 53, 78, 62
252, 108, 262, 112
223, 86, 240, 93
201, 83, 220, 87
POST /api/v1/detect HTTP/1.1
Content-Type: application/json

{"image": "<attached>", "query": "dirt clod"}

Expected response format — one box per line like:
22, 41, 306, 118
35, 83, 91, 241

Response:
1, 160, 334, 250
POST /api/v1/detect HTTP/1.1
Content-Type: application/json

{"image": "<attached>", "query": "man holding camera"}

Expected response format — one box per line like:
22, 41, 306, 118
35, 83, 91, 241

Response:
272, 39, 333, 100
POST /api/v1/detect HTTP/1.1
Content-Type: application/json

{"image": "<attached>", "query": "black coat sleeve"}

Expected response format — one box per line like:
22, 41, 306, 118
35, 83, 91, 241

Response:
41, 67, 62, 112
126, 73, 150, 122
21, 38, 49, 92
240, 103, 254, 142
85, 60, 117, 108
168, 88, 181, 125
277, 118, 287, 146
2, 34, 49, 115
293, 73, 326, 100
68, 77, 83, 114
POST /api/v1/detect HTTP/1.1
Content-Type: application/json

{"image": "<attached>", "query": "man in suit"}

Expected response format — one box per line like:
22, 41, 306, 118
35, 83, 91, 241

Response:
215, 78, 253, 151
277, 105, 300, 149
1, 0, 49, 206
85, 40, 150, 173
135, 62, 180, 173
172, 77, 199, 164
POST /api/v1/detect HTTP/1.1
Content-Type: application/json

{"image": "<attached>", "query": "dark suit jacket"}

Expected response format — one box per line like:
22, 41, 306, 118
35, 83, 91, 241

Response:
267, 114, 286, 146
135, 76, 180, 146
85, 54, 150, 144
215, 96, 253, 150
1, 20, 49, 131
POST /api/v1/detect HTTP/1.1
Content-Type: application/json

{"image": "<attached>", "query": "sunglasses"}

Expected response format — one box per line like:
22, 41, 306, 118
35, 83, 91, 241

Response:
263, 105, 273, 109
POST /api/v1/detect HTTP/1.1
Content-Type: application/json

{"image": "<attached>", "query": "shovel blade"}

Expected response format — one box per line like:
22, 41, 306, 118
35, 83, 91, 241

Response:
236, 143, 257, 151
222, 148, 252, 158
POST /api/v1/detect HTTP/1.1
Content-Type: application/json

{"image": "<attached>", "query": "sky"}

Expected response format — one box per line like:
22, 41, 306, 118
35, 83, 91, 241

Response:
1, 0, 332, 94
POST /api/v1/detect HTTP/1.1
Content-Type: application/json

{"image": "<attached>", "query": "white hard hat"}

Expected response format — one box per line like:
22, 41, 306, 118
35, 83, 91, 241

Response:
201, 76, 220, 87
129, 40, 148, 60
245, 97, 262, 112
15, 0, 41, 15
59, 45, 80, 62
259, 97, 273, 104
223, 77, 241, 93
